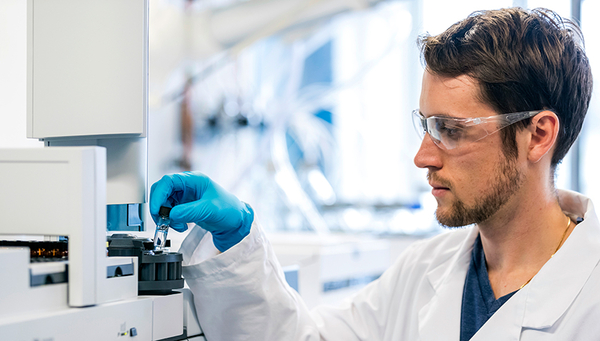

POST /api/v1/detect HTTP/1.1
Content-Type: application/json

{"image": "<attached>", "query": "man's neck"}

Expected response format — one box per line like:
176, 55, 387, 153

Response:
477, 186, 574, 299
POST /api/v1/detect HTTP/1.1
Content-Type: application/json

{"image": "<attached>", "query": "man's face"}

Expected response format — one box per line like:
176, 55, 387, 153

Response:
414, 71, 524, 227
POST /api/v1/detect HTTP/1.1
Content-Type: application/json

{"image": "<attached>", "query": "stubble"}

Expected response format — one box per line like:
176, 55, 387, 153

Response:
431, 156, 523, 227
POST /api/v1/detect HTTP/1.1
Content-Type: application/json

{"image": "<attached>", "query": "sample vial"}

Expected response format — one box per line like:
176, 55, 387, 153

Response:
153, 206, 172, 251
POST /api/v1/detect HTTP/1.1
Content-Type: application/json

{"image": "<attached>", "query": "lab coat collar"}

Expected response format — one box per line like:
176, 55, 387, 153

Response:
418, 190, 600, 339
471, 190, 600, 340
418, 226, 479, 340
519, 189, 600, 329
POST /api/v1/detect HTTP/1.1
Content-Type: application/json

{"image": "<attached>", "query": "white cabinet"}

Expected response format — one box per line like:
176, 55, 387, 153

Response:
27, 0, 148, 139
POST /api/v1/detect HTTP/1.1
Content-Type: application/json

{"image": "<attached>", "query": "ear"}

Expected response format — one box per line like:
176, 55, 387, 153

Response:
527, 111, 560, 163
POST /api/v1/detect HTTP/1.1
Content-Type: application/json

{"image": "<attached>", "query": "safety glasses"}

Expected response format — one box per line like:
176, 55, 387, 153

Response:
412, 109, 543, 150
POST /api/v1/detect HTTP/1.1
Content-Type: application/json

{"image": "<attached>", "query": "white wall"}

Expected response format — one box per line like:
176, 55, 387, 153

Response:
0, 0, 42, 148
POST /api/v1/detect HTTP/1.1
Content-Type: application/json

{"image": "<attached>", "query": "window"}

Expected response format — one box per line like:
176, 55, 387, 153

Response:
149, 0, 589, 235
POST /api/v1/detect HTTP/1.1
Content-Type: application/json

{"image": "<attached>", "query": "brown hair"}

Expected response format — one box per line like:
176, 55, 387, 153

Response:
419, 8, 592, 168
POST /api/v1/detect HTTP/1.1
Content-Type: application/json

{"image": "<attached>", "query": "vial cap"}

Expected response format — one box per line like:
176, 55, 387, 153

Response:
143, 241, 154, 250
159, 206, 172, 218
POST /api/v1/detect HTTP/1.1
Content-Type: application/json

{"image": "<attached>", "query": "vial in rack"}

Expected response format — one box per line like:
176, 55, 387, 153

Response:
153, 206, 172, 251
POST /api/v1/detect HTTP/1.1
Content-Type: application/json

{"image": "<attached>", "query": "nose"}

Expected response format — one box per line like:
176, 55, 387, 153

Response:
414, 134, 443, 170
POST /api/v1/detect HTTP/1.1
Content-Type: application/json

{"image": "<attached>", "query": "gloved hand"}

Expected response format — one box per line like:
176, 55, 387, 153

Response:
149, 171, 254, 252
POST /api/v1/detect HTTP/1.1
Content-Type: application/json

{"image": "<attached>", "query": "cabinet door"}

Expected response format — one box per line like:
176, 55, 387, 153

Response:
27, 0, 148, 139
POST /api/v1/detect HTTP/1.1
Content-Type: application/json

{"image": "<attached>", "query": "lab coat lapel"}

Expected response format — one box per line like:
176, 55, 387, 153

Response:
521, 191, 600, 329
471, 190, 600, 340
418, 227, 478, 341
469, 286, 527, 341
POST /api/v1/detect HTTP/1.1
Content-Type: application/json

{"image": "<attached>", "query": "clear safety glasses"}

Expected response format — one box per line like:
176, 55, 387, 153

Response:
412, 109, 543, 150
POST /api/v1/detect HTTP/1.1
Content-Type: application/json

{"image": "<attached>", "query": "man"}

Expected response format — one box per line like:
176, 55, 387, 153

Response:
150, 7, 599, 340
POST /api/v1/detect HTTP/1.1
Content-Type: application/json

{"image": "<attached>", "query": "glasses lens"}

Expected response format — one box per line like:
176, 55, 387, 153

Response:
412, 110, 426, 139
429, 117, 465, 149
412, 110, 449, 149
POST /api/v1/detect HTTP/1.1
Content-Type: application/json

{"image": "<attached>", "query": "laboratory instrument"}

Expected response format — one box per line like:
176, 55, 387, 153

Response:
108, 233, 184, 294
0, 1, 204, 340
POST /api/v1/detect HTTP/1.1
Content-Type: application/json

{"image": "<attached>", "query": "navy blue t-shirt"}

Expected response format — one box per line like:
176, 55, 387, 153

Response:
460, 235, 517, 340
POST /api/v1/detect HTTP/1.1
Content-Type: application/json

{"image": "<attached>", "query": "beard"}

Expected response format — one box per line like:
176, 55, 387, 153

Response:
430, 156, 523, 228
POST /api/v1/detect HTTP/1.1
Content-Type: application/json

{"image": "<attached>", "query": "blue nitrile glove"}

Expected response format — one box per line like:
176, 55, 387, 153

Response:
149, 171, 254, 252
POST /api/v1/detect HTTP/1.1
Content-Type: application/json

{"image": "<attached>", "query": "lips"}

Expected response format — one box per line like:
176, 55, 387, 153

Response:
430, 183, 450, 190
427, 173, 451, 197
427, 173, 452, 191
431, 186, 450, 198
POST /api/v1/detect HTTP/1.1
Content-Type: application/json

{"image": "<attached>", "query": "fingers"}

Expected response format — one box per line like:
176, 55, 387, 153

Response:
149, 172, 218, 229
149, 174, 185, 216
169, 221, 189, 232
170, 200, 211, 226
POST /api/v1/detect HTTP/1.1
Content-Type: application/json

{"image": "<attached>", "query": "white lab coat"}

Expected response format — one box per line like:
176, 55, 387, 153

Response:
179, 189, 600, 340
